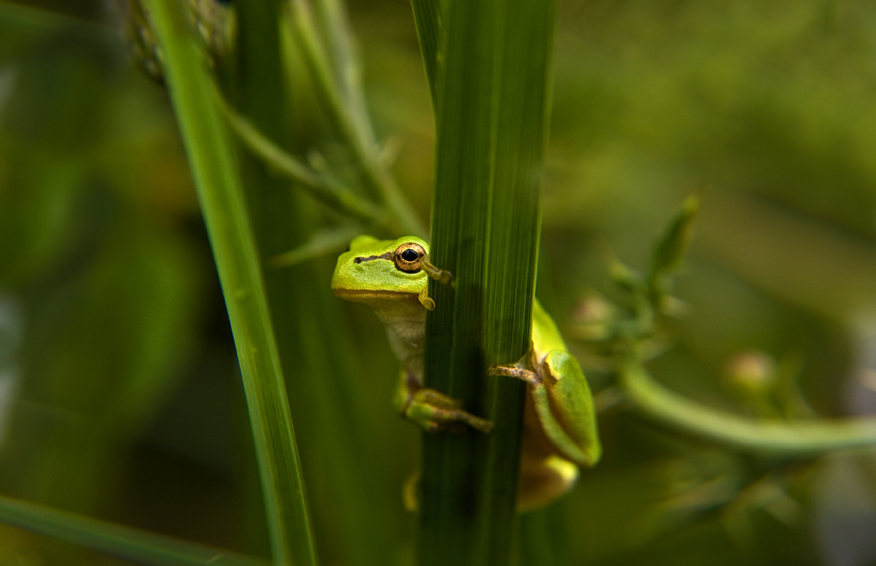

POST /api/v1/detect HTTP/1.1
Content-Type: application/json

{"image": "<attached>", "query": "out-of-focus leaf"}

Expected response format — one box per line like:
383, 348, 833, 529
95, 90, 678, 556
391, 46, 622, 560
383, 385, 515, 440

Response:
1, 224, 205, 512
0, 494, 269, 566
649, 195, 699, 298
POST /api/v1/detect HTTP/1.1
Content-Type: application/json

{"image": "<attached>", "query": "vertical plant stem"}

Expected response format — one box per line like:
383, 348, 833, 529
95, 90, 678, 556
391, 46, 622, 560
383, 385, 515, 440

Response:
417, 0, 556, 564
144, 2, 317, 566
418, 0, 495, 560
472, 0, 555, 559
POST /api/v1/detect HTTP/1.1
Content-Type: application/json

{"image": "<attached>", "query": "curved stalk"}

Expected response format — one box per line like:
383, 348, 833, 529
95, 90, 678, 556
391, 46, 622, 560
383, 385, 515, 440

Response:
622, 359, 876, 455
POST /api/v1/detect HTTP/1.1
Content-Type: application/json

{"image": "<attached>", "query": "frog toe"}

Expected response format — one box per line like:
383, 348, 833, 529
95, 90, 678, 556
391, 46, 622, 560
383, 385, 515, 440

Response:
405, 388, 494, 433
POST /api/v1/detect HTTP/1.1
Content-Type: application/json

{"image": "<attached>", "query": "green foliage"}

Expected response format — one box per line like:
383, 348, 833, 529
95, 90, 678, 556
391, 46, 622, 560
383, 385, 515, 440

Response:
3, 0, 876, 565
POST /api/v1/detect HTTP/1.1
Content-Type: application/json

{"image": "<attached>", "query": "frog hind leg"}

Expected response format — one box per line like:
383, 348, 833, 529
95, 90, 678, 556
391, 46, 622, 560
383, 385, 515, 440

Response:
402, 469, 420, 512
494, 351, 601, 467
401, 444, 580, 513
517, 454, 579, 513
393, 370, 494, 433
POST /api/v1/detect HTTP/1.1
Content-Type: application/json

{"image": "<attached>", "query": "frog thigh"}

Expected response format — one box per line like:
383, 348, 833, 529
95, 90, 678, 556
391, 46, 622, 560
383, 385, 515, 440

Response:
530, 350, 602, 466
517, 455, 579, 513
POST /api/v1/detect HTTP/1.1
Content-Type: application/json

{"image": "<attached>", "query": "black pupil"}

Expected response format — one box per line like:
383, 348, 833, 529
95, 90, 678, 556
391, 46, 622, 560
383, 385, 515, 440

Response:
401, 249, 419, 262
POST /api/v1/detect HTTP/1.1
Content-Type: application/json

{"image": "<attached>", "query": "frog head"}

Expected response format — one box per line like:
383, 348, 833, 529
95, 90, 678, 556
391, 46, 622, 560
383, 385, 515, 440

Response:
331, 235, 431, 306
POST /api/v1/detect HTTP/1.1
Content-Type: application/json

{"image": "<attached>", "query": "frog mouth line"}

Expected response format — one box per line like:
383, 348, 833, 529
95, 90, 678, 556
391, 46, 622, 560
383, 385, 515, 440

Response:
333, 288, 419, 300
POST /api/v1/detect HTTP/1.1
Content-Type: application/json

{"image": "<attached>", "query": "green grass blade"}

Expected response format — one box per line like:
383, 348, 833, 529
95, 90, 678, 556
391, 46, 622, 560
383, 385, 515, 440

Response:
143, 2, 317, 565
0, 495, 268, 566
418, 0, 556, 564
232, 2, 407, 564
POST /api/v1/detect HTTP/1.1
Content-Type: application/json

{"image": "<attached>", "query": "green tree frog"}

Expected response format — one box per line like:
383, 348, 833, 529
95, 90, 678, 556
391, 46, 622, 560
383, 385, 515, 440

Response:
331, 235, 601, 511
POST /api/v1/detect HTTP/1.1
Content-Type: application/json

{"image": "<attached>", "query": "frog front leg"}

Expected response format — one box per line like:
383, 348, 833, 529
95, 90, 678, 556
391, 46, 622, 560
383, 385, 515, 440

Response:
393, 370, 494, 433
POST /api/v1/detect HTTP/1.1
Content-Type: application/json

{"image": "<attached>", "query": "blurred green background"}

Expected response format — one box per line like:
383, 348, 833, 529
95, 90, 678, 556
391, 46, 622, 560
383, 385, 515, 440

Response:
1, 0, 876, 564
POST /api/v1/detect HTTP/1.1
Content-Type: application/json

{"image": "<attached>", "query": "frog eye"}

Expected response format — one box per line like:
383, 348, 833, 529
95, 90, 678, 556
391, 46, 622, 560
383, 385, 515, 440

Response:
394, 242, 426, 273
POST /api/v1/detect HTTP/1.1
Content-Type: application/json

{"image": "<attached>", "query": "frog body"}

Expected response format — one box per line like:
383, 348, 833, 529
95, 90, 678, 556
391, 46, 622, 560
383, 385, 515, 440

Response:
332, 235, 601, 511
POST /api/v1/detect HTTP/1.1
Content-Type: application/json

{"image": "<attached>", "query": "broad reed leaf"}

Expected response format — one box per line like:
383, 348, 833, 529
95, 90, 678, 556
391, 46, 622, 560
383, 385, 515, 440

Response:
416, 0, 556, 564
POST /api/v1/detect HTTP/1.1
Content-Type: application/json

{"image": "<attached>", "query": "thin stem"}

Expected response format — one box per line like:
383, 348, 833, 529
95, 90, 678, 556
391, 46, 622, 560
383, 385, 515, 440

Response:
287, 0, 427, 237
218, 95, 386, 224
622, 358, 876, 455
309, 0, 375, 143
267, 225, 363, 268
